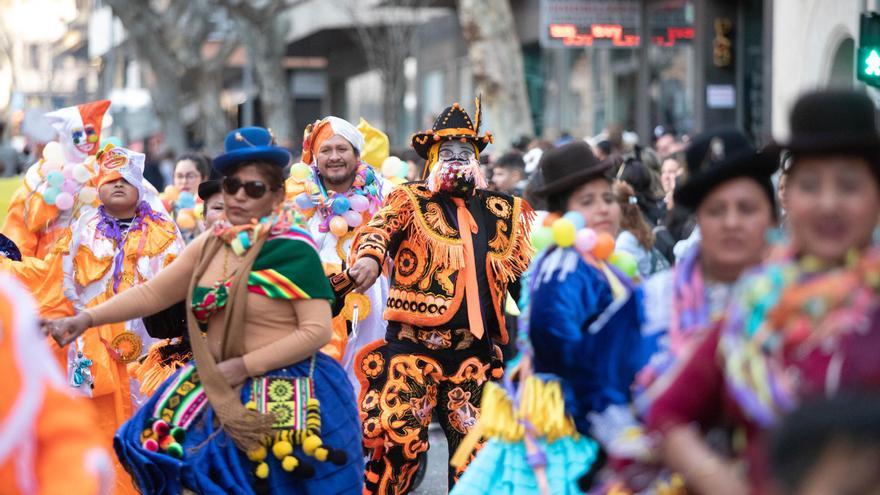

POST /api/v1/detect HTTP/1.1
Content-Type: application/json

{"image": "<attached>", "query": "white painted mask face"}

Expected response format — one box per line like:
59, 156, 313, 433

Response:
428, 140, 482, 194
438, 140, 476, 167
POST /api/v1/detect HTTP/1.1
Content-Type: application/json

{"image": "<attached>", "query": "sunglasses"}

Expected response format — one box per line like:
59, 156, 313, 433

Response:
221, 177, 278, 199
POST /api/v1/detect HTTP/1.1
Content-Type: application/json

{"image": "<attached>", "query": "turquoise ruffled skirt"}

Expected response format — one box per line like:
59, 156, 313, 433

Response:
450, 436, 599, 495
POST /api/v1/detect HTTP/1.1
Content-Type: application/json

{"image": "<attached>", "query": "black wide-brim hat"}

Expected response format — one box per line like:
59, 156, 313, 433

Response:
213, 127, 291, 175
779, 89, 880, 155
675, 128, 779, 210
534, 140, 612, 197
411, 100, 492, 159
197, 179, 221, 201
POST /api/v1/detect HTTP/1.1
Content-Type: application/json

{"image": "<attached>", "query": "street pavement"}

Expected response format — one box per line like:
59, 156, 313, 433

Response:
411, 424, 448, 495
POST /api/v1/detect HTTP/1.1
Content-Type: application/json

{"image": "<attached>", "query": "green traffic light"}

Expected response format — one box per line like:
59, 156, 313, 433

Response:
866, 49, 880, 76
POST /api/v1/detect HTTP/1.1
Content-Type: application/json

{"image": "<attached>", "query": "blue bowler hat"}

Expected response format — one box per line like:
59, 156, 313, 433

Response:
212, 127, 292, 174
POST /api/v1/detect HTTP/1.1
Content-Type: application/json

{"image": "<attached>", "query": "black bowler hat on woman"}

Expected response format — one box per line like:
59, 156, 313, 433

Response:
533, 140, 612, 199
779, 89, 880, 157
674, 128, 779, 211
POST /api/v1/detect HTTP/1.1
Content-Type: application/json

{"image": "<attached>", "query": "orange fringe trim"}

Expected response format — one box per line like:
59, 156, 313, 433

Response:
488, 198, 535, 284
129, 340, 192, 397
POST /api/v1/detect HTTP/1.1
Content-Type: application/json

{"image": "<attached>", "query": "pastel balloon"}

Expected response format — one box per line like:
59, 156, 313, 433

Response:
295, 193, 314, 210
290, 163, 311, 180
55, 192, 74, 210
397, 161, 410, 179
79, 187, 97, 204
343, 210, 363, 228
177, 191, 196, 209
72, 164, 92, 183
163, 185, 180, 202
193, 203, 204, 218
331, 196, 350, 214
610, 250, 638, 278
329, 215, 349, 237
43, 187, 60, 205
591, 232, 616, 260
63, 166, 75, 181
61, 180, 79, 194
562, 211, 586, 231
41, 160, 61, 173
381, 157, 400, 178
574, 228, 597, 253
176, 210, 196, 230
42, 141, 63, 164
349, 194, 369, 212
46, 170, 65, 188
531, 226, 553, 252
551, 218, 576, 248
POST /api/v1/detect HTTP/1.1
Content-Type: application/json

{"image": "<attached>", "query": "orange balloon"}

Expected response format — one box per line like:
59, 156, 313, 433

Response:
542, 212, 561, 227
329, 215, 349, 237
591, 232, 616, 260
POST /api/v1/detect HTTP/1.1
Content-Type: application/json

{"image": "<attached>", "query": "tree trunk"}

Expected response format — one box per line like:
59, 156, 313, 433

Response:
456, 0, 534, 150
149, 71, 188, 154
238, 16, 295, 147
197, 69, 228, 155
381, 64, 405, 146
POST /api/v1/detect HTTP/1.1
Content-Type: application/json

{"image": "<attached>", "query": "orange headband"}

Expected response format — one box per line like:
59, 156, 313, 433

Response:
302, 121, 335, 165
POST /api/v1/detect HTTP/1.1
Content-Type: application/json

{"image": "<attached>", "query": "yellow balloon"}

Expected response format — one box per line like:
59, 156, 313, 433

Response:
551, 218, 576, 248
290, 162, 311, 180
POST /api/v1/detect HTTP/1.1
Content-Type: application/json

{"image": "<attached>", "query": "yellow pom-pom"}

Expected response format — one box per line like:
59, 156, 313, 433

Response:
314, 447, 328, 462
307, 398, 320, 408
282, 455, 299, 472
245, 400, 257, 411
247, 445, 267, 462
255, 462, 269, 479
272, 440, 293, 460
302, 435, 322, 455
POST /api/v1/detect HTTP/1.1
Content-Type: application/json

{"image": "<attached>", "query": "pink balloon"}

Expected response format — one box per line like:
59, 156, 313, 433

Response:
574, 228, 597, 254
343, 210, 363, 228
63, 166, 75, 181
61, 180, 79, 194
55, 192, 75, 210
349, 194, 369, 212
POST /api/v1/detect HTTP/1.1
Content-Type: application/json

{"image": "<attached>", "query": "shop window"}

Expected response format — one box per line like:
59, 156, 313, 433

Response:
647, 0, 695, 137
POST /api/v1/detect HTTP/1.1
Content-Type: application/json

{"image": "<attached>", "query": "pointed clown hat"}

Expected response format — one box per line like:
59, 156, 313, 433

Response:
411, 96, 493, 161
356, 118, 389, 169
45, 100, 111, 164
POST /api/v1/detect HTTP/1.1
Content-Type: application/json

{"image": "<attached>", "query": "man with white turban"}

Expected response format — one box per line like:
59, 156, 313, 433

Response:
286, 116, 392, 395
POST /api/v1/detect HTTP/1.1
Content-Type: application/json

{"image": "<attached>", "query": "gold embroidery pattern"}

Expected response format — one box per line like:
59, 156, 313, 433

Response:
485, 196, 511, 219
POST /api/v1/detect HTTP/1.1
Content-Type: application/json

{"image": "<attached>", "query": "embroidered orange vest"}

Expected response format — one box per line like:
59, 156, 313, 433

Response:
350, 183, 534, 344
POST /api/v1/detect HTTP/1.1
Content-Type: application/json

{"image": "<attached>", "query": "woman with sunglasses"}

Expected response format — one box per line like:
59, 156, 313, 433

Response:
646, 90, 880, 494
46, 127, 363, 494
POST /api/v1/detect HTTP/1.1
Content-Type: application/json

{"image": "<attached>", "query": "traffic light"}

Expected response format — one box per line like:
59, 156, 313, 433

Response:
858, 12, 880, 87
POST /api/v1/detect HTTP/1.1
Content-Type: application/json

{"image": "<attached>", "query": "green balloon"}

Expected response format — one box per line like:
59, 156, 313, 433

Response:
531, 226, 553, 252
610, 250, 638, 278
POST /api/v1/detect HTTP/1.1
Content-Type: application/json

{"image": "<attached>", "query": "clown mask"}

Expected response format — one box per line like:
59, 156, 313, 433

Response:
45, 100, 111, 164
427, 140, 486, 195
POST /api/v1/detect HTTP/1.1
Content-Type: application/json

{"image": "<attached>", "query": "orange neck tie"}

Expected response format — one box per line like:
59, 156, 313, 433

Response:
452, 197, 485, 340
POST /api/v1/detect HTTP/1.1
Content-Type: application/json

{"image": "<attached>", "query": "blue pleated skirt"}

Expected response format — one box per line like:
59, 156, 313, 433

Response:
114, 352, 364, 495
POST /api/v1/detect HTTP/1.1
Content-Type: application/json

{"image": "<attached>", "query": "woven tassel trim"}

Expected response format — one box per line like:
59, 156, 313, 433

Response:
488, 199, 536, 284
450, 377, 576, 468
